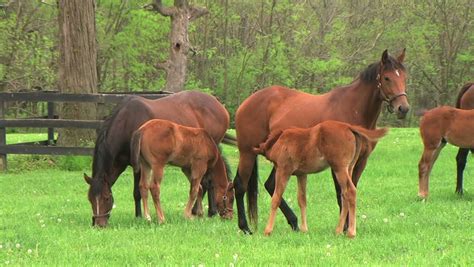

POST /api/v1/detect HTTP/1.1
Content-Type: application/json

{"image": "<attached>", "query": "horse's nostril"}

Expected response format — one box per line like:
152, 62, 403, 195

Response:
399, 105, 409, 114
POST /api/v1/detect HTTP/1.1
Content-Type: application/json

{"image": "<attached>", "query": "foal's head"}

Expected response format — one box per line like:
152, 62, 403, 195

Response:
84, 174, 114, 227
216, 181, 235, 219
362, 49, 410, 119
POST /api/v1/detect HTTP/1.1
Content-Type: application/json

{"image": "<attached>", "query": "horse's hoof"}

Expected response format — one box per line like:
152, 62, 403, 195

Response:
455, 189, 464, 195
300, 226, 308, 233
347, 231, 356, 239
239, 226, 253, 235
263, 230, 272, 236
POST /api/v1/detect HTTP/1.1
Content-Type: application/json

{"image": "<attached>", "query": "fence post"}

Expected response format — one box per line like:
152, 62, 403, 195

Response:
47, 101, 55, 145
0, 100, 7, 171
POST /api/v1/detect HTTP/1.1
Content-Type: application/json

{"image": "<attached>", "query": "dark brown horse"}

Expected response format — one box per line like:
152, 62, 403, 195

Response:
234, 49, 409, 234
454, 82, 474, 195
418, 105, 474, 198
83, 91, 232, 227
130, 119, 234, 223
254, 121, 387, 237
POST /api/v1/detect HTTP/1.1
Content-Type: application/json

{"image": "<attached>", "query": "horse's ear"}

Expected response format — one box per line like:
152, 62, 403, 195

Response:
381, 49, 389, 65
84, 173, 92, 185
397, 48, 406, 63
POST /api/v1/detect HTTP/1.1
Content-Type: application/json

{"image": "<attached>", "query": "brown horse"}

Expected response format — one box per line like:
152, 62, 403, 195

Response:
454, 82, 474, 195
234, 49, 409, 234
418, 105, 474, 198
254, 121, 387, 237
130, 119, 234, 222
83, 91, 232, 227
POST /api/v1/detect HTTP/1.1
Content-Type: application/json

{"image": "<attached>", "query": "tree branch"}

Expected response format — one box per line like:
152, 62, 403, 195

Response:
189, 6, 208, 21
145, 0, 176, 17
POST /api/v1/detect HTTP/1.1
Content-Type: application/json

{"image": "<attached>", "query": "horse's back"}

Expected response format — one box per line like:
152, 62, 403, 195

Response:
457, 83, 474, 109
145, 91, 229, 143
236, 86, 323, 150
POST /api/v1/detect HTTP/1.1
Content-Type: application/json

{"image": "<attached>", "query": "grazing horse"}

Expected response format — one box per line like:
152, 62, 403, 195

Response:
418, 106, 474, 198
83, 91, 232, 227
130, 119, 234, 222
254, 121, 387, 237
454, 82, 474, 195
234, 49, 409, 234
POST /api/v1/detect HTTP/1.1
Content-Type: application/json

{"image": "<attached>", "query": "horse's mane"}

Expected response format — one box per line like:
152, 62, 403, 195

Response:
218, 145, 232, 181
359, 55, 405, 84
91, 96, 138, 194
455, 82, 474, 108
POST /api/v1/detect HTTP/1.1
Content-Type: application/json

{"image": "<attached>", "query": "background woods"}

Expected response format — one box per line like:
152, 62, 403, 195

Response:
0, 0, 472, 126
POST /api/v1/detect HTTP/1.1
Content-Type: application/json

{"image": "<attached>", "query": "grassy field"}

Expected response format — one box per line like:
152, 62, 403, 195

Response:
0, 128, 472, 265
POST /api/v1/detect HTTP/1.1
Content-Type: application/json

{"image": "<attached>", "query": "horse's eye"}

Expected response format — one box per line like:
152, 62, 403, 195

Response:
384, 77, 390, 81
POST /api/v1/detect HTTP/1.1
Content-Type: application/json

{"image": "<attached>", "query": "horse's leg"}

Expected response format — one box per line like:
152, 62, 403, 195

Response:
234, 152, 256, 234
139, 164, 151, 221
455, 148, 469, 195
206, 179, 217, 217
133, 171, 142, 217
297, 174, 308, 233
264, 168, 299, 231
186, 168, 204, 217
333, 169, 353, 237
150, 164, 165, 224
264, 168, 290, 236
418, 143, 445, 198
184, 165, 205, 219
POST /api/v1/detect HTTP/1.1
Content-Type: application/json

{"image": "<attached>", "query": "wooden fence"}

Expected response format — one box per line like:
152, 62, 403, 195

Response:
0, 90, 170, 171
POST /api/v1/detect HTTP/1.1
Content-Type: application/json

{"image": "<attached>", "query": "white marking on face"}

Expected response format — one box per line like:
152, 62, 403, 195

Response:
395, 69, 400, 77
96, 197, 100, 215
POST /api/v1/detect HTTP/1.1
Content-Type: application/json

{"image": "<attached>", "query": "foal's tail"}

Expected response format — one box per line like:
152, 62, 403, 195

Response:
252, 130, 284, 155
130, 129, 143, 174
348, 126, 389, 144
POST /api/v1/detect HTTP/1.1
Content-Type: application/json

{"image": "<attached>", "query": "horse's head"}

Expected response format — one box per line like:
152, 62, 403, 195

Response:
377, 48, 410, 119
84, 173, 114, 227
216, 181, 234, 219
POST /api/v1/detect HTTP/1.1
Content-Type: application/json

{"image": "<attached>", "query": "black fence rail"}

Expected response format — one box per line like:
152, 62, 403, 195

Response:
0, 90, 171, 171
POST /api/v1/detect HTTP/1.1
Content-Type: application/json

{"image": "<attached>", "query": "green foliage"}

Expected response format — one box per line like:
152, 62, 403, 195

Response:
0, 0, 472, 127
0, 129, 473, 265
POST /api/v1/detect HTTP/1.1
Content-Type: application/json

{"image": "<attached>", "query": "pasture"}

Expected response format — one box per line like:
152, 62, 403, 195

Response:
0, 128, 472, 265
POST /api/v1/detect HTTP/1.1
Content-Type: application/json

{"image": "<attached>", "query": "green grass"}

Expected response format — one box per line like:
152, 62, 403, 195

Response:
0, 128, 472, 265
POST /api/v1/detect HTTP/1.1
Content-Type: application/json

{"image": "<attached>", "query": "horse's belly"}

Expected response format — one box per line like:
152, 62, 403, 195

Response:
294, 158, 329, 175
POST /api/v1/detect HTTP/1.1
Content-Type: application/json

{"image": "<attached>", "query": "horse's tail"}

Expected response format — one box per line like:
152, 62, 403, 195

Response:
252, 130, 284, 155
130, 129, 143, 174
222, 133, 237, 146
456, 82, 474, 108
247, 159, 259, 226
348, 126, 389, 143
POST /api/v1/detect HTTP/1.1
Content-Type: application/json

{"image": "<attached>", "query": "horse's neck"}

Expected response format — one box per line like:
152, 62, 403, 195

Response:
331, 80, 382, 129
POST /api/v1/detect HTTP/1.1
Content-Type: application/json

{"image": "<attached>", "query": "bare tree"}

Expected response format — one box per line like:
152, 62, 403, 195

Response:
57, 0, 98, 146
147, 0, 208, 92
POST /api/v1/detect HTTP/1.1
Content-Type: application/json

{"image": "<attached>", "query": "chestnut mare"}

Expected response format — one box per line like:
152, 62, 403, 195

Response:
418, 105, 474, 198
254, 121, 388, 237
83, 91, 232, 227
130, 119, 234, 222
234, 49, 409, 234
454, 82, 474, 195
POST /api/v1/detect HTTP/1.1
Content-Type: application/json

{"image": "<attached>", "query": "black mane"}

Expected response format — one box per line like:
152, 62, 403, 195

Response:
91, 96, 138, 194
360, 55, 405, 84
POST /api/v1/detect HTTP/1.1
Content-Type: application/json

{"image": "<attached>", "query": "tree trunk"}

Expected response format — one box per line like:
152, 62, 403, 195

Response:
150, 0, 208, 93
57, 0, 98, 146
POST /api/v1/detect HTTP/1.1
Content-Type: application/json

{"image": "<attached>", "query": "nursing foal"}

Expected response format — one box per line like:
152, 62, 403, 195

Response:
254, 121, 387, 237
130, 119, 234, 223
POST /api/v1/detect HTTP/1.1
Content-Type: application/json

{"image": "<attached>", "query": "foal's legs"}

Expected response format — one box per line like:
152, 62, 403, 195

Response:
418, 142, 446, 198
297, 174, 308, 233
139, 164, 152, 221
184, 163, 206, 219
264, 168, 291, 236
185, 168, 204, 217
334, 168, 357, 238
150, 164, 165, 224
264, 168, 299, 231
455, 148, 469, 195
